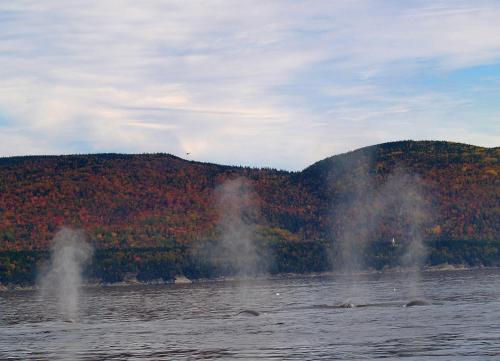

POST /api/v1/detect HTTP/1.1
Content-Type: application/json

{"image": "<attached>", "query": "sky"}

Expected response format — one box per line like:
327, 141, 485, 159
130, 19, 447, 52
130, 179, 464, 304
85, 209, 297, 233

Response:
0, 0, 499, 170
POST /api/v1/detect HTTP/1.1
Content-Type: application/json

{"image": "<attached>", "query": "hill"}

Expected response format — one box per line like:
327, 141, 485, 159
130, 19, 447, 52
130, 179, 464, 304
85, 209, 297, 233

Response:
0, 141, 499, 284
297, 141, 499, 242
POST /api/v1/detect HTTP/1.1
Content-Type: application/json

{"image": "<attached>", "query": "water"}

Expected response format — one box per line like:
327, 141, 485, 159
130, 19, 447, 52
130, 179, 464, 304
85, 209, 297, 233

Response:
1, 269, 499, 360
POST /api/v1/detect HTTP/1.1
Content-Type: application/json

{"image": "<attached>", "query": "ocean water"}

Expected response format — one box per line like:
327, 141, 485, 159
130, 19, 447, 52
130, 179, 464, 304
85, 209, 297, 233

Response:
1, 269, 499, 360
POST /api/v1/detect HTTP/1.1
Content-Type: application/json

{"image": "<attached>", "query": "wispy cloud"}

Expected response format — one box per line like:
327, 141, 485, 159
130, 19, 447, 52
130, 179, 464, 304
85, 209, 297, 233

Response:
0, 0, 499, 169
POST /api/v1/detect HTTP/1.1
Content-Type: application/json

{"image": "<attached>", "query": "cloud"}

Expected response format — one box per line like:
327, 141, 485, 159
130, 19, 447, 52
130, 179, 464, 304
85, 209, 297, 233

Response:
0, 0, 499, 169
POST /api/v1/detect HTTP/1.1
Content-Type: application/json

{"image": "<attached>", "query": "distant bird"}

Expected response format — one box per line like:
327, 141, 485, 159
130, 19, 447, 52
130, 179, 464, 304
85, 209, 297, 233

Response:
391, 237, 396, 247
186, 152, 191, 156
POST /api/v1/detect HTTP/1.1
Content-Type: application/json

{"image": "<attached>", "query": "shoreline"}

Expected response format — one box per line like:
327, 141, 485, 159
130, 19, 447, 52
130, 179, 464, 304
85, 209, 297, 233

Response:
1, 264, 498, 292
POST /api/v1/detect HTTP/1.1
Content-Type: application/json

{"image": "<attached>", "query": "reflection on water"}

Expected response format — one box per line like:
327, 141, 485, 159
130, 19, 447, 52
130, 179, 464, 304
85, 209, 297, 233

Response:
1, 269, 500, 360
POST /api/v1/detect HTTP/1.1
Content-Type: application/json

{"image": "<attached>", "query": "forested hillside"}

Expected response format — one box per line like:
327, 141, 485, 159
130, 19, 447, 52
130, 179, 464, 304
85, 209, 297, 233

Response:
297, 141, 499, 242
0, 141, 498, 284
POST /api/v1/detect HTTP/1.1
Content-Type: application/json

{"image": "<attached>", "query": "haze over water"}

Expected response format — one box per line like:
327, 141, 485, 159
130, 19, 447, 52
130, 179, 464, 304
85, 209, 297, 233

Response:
1, 269, 499, 360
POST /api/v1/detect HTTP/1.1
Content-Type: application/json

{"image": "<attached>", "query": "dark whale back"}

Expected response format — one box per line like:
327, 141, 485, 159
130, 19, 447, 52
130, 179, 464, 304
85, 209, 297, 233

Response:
405, 300, 430, 307
236, 310, 260, 316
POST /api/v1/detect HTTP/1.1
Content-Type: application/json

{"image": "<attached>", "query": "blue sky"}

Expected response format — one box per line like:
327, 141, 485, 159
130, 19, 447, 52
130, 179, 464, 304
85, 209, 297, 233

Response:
0, 0, 499, 170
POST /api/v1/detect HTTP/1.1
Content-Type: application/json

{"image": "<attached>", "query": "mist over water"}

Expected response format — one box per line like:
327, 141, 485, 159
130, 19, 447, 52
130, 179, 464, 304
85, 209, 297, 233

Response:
212, 178, 274, 312
38, 228, 93, 321
336, 160, 375, 267
334, 159, 376, 303
214, 178, 264, 278
383, 170, 431, 299
332, 156, 432, 303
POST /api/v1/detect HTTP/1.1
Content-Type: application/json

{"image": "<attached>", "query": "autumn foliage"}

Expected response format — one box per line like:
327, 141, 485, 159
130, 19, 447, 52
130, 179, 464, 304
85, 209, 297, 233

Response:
0, 141, 498, 283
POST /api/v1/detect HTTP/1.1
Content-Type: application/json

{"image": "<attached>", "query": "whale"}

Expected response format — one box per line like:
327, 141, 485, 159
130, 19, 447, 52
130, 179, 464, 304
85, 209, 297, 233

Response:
311, 301, 422, 310
404, 300, 430, 307
338, 302, 355, 308
236, 309, 260, 316
312, 303, 356, 309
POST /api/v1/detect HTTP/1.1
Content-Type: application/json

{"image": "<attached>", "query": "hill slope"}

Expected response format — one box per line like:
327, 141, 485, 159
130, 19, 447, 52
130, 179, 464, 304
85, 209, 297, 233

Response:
296, 141, 499, 242
0, 141, 498, 283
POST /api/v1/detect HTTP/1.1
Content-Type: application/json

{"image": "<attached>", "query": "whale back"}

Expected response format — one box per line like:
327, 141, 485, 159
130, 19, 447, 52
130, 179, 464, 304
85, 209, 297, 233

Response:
405, 300, 430, 307
236, 309, 260, 316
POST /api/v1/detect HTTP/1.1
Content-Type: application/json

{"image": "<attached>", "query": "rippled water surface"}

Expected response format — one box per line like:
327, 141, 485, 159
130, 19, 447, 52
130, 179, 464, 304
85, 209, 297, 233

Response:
1, 269, 499, 360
